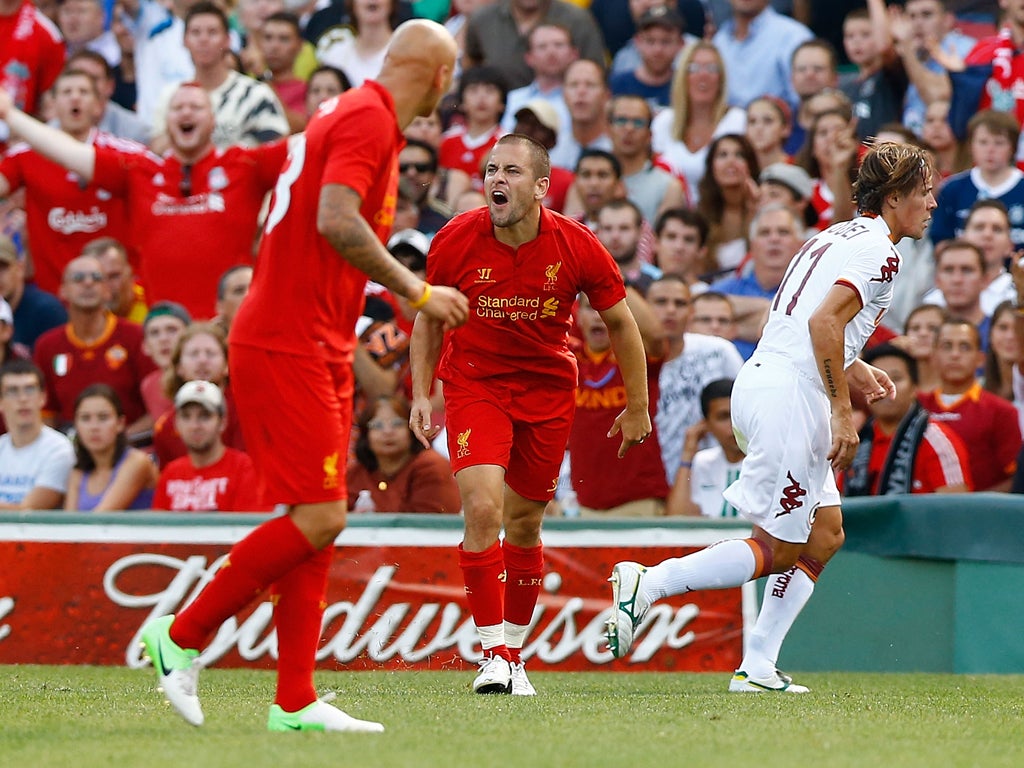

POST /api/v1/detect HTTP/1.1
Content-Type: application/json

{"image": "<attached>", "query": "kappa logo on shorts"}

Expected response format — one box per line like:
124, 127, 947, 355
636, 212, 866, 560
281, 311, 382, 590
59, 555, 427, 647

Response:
543, 262, 561, 291
456, 428, 472, 458
322, 452, 340, 490
775, 471, 807, 517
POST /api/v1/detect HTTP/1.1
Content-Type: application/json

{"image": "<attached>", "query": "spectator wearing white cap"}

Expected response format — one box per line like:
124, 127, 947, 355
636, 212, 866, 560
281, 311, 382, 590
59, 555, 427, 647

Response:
152, 380, 269, 512
500, 23, 577, 135
758, 161, 816, 237
608, 94, 688, 224
512, 99, 574, 212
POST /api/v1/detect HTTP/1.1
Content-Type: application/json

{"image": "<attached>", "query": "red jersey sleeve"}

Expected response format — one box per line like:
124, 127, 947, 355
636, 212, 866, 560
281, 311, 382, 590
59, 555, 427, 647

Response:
0, 148, 26, 188
250, 138, 290, 190
994, 399, 1022, 480
320, 99, 397, 201
91, 146, 139, 198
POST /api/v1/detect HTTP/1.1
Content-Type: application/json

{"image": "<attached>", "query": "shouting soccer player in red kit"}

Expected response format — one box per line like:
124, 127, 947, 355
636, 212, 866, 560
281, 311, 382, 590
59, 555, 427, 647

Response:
75, 21, 464, 733
409, 134, 652, 696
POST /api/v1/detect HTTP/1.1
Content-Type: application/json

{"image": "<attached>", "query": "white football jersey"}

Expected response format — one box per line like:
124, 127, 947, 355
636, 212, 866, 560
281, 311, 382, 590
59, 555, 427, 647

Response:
754, 215, 900, 381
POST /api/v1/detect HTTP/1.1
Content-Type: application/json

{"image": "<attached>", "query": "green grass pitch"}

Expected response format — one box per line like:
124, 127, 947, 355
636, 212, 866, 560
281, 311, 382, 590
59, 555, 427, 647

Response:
1, 666, 1022, 768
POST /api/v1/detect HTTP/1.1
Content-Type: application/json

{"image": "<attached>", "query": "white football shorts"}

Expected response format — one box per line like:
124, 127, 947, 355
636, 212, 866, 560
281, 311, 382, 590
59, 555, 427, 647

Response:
722, 355, 840, 543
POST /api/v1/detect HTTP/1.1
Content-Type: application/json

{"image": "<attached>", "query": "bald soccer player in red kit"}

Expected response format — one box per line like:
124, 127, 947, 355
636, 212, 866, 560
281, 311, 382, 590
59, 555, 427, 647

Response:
410, 133, 652, 696
130, 20, 469, 733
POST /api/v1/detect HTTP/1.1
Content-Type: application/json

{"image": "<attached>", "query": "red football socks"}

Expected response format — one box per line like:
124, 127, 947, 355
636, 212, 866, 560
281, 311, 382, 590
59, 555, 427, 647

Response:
171, 514, 316, 651
459, 541, 510, 660
502, 541, 543, 626
272, 544, 334, 712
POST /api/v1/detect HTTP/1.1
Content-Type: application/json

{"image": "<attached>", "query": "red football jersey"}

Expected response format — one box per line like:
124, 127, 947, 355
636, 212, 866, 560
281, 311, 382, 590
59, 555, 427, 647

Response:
864, 419, 973, 493
152, 447, 269, 512
231, 81, 404, 361
0, 130, 141, 294
32, 314, 154, 427
569, 348, 667, 509
0, 1, 64, 117
438, 124, 502, 183
91, 141, 288, 319
427, 206, 627, 390
918, 383, 1021, 491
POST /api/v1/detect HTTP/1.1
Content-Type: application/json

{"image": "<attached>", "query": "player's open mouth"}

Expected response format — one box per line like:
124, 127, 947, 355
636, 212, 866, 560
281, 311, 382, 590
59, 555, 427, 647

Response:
180, 122, 196, 136
491, 190, 508, 206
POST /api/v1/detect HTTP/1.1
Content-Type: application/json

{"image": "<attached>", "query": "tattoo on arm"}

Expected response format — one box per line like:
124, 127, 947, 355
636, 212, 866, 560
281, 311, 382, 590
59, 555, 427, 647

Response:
318, 185, 414, 297
823, 357, 838, 398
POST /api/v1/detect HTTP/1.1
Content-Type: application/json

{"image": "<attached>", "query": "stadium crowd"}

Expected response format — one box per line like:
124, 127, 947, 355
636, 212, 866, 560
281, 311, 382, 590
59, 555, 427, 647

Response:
3, 0, 1024, 514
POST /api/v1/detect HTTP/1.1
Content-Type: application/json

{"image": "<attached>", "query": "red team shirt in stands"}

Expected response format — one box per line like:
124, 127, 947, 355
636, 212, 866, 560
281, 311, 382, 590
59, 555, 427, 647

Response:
569, 349, 667, 509
152, 447, 269, 512
438, 124, 502, 186
232, 81, 403, 363
90, 141, 288, 318
918, 384, 1022, 491
0, 130, 141, 294
32, 313, 154, 426
861, 419, 973, 493
427, 206, 626, 391
0, 1, 64, 118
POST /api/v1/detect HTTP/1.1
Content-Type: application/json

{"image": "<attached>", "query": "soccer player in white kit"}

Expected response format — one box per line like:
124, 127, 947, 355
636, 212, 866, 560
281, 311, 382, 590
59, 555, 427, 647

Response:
605, 142, 937, 691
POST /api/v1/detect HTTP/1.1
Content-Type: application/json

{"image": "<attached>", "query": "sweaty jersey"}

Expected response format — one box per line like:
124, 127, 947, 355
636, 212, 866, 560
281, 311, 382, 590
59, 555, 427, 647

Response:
755, 215, 900, 383
428, 206, 626, 390
231, 80, 403, 361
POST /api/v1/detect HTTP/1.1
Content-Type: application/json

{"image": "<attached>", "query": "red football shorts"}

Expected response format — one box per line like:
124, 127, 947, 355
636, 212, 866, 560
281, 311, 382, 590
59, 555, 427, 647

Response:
230, 345, 353, 505
443, 378, 574, 502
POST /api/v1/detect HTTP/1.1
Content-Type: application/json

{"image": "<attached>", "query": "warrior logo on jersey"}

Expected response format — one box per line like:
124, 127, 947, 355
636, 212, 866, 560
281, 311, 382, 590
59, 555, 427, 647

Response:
322, 451, 339, 490
476, 268, 495, 283
869, 255, 900, 283
543, 261, 561, 291
456, 428, 472, 458
776, 471, 807, 516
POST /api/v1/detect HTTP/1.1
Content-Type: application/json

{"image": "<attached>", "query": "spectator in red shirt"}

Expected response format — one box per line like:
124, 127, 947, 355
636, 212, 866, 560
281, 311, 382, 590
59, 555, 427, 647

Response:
152, 380, 267, 512
844, 344, 972, 495
0, 68, 138, 295
347, 394, 461, 514
139, 301, 191, 423
0, 0, 64, 122
570, 289, 667, 516
258, 12, 308, 134
0, 82, 288, 319
33, 253, 153, 437
439, 65, 506, 204
919, 317, 1021, 491
410, 134, 651, 696
134, 20, 468, 733
152, 321, 243, 467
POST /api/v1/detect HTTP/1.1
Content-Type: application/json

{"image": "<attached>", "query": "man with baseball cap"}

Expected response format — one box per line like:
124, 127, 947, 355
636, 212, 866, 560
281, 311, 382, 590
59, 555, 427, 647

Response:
0, 234, 67, 353
513, 99, 574, 211
609, 6, 685, 110
152, 380, 269, 512
759, 162, 816, 235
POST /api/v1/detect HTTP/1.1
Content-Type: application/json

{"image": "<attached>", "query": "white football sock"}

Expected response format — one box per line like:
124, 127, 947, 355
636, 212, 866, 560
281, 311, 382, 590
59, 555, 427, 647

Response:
642, 539, 758, 602
740, 566, 816, 679
503, 621, 529, 653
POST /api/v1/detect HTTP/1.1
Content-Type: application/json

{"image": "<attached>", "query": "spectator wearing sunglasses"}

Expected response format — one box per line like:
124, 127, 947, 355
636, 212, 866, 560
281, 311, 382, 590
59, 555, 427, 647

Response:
32, 254, 155, 437
397, 138, 453, 238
